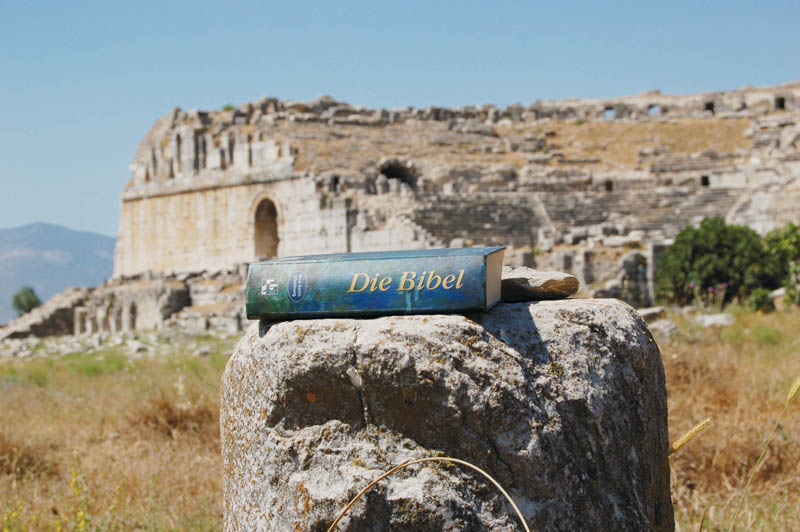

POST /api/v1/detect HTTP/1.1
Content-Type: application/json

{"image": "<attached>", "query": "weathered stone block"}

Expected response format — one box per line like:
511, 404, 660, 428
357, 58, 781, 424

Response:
221, 299, 673, 531
501, 266, 579, 301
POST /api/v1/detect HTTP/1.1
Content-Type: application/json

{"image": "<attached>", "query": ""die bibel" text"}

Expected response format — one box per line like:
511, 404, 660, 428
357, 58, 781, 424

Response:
347, 270, 465, 293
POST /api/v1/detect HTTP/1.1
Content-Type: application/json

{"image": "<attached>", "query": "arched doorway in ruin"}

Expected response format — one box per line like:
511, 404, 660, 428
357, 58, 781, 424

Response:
111, 306, 122, 334
128, 302, 137, 331
379, 159, 418, 190
253, 197, 279, 260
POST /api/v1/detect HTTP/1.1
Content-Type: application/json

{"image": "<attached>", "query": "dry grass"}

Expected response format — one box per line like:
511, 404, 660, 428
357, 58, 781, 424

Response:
281, 115, 752, 175
0, 337, 234, 531
518, 117, 751, 169
0, 433, 58, 480
664, 305, 800, 531
129, 392, 218, 442
1, 306, 798, 530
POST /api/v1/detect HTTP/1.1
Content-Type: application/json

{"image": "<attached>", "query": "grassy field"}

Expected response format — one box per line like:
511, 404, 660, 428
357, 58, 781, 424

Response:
1, 307, 798, 531
0, 335, 234, 532
666, 305, 800, 531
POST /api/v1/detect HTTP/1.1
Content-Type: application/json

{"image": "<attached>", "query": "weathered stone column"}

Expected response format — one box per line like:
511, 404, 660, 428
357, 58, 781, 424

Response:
74, 307, 87, 336
221, 299, 674, 531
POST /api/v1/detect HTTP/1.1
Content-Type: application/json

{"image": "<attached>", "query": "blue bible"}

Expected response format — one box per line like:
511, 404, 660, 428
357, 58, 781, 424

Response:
245, 247, 505, 320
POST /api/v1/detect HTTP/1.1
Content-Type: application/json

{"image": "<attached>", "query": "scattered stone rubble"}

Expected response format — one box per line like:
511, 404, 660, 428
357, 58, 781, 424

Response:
637, 306, 667, 323
0, 327, 232, 361
694, 313, 735, 328
648, 319, 680, 342
0, 268, 245, 341
500, 266, 579, 300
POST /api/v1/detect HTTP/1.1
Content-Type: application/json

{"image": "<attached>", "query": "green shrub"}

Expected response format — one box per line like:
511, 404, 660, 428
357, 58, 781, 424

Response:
656, 218, 767, 305
786, 262, 800, 306
747, 288, 775, 313
27, 367, 50, 387
764, 223, 800, 286
66, 350, 128, 377
720, 324, 745, 345
751, 323, 781, 346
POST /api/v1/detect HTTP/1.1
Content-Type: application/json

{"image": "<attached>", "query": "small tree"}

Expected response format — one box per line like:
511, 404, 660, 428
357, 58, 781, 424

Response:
656, 217, 767, 306
12, 286, 42, 316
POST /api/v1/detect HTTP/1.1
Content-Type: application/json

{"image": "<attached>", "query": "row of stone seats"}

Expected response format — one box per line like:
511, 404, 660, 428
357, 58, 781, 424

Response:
541, 186, 740, 238
407, 186, 740, 250
412, 194, 545, 248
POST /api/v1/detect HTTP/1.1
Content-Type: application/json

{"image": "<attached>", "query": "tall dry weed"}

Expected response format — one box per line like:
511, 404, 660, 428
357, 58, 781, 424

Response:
728, 373, 800, 531
664, 306, 800, 530
0, 432, 57, 479
129, 390, 219, 443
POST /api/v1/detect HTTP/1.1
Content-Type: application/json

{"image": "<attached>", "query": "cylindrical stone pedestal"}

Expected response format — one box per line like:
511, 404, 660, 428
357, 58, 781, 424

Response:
221, 299, 674, 531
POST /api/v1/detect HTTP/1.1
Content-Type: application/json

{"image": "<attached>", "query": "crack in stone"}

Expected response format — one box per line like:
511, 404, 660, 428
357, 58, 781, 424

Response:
351, 325, 371, 427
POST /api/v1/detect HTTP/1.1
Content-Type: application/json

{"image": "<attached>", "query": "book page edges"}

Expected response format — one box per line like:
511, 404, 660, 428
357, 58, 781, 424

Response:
485, 248, 505, 308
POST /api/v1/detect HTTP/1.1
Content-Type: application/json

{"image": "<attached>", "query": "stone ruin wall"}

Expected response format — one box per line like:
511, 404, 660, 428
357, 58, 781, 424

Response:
3, 82, 800, 341
116, 179, 349, 275
116, 81, 800, 277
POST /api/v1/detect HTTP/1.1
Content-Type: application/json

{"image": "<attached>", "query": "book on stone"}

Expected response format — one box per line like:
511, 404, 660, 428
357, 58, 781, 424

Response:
245, 247, 505, 320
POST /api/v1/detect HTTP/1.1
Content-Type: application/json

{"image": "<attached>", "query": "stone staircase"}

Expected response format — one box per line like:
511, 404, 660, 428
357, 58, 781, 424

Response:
395, 213, 445, 248
408, 187, 741, 249
412, 193, 544, 248
541, 186, 741, 238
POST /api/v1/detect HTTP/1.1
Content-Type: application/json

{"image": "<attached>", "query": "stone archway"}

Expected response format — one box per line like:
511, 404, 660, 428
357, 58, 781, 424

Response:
111, 306, 122, 334
379, 159, 418, 190
128, 302, 137, 332
254, 198, 279, 260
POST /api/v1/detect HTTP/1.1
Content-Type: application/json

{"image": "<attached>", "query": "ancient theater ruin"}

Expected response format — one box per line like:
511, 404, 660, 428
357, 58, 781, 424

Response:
3, 82, 800, 339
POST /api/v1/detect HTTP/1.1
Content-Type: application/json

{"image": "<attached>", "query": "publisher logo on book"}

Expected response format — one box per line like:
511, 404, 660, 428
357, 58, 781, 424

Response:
260, 278, 279, 297
288, 272, 307, 302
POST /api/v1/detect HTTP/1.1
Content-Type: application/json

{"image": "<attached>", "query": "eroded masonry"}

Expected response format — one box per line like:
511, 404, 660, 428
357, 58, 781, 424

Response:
3, 82, 800, 339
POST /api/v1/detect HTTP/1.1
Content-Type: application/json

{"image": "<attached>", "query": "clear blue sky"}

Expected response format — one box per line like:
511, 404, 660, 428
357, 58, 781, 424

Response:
1, 0, 798, 237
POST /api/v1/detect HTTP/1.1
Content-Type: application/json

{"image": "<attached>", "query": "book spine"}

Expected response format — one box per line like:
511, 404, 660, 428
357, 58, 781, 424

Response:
246, 255, 487, 319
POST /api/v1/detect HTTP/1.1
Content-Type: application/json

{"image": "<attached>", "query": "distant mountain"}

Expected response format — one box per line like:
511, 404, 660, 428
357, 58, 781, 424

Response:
0, 223, 115, 325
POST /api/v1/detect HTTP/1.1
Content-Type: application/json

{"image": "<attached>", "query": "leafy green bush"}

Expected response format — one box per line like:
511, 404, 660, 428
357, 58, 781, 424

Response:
751, 323, 781, 346
786, 262, 800, 306
64, 350, 129, 377
11, 286, 42, 316
656, 218, 767, 305
764, 223, 800, 286
747, 288, 775, 313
